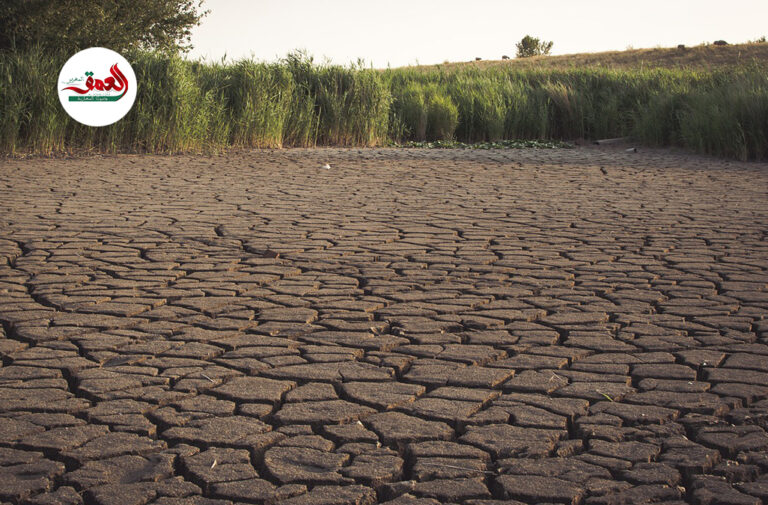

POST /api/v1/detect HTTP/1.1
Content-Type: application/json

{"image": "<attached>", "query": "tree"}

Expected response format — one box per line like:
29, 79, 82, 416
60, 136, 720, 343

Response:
516, 35, 553, 58
0, 0, 208, 53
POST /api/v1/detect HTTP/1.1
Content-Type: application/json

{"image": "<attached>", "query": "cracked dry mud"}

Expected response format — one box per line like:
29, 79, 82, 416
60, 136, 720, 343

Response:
0, 147, 767, 505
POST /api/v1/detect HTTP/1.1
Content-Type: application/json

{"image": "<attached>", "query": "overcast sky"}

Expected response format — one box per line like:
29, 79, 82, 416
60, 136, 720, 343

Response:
187, 0, 768, 67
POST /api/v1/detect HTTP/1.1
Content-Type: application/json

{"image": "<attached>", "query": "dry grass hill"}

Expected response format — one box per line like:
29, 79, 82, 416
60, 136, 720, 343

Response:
413, 42, 768, 71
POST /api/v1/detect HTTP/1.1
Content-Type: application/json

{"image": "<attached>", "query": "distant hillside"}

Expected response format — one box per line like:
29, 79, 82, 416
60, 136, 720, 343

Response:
411, 42, 768, 71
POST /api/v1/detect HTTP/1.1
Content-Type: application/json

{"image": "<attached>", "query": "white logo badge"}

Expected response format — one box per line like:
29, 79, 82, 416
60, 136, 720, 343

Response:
57, 47, 137, 127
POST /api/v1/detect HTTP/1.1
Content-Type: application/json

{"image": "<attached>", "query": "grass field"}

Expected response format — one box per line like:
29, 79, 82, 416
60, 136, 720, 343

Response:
420, 42, 768, 71
2, 44, 767, 160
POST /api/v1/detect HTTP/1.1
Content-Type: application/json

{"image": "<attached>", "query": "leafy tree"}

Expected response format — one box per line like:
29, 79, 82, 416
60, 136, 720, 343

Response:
0, 0, 208, 53
516, 35, 553, 58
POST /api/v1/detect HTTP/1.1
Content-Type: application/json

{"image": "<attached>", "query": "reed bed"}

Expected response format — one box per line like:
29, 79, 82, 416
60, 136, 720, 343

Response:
2, 49, 766, 160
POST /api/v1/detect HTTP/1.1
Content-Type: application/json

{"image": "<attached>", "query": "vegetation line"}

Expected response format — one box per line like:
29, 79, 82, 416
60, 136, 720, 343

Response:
2, 49, 767, 160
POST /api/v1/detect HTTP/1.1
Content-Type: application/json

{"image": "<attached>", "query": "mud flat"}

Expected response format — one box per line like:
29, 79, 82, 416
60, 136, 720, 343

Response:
1, 147, 767, 504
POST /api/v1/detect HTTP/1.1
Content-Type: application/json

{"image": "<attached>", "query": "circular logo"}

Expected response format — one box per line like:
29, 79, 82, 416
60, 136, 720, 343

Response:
57, 47, 137, 127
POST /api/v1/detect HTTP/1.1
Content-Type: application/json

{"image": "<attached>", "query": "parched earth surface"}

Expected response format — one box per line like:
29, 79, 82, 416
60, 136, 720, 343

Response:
1, 147, 767, 505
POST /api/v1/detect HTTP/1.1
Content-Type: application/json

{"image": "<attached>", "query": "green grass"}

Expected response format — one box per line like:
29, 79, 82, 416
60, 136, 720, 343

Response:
2, 48, 767, 160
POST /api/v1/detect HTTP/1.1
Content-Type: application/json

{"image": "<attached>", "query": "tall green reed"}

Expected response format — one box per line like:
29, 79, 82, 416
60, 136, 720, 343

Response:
1, 48, 766, 160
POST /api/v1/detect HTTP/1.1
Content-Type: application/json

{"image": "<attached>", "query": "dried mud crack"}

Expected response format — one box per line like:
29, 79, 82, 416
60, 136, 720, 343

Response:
0, 147, 767, 505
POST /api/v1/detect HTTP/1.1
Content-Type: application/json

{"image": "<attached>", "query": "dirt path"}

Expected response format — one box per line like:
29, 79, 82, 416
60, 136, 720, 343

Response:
1, 147, 767, 505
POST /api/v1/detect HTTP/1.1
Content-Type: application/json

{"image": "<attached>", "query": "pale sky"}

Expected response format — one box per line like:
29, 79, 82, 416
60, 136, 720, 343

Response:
188, 0, 768, 67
